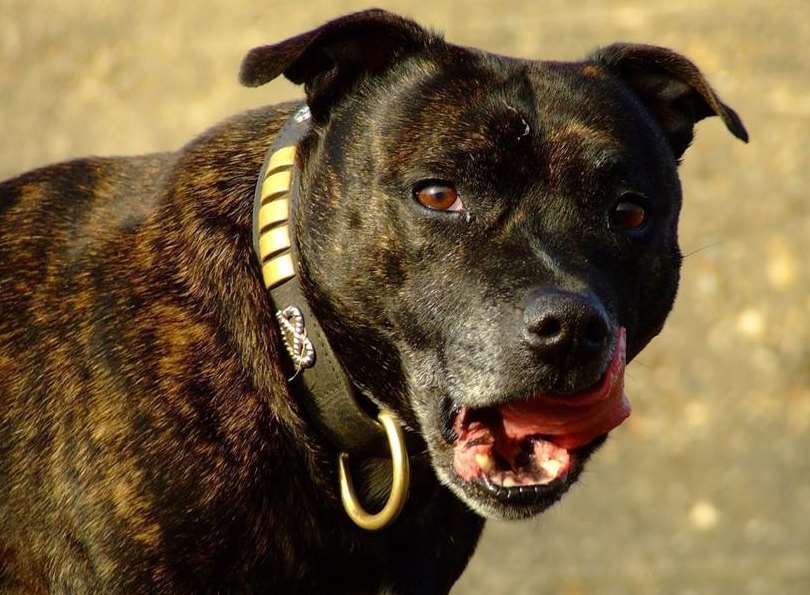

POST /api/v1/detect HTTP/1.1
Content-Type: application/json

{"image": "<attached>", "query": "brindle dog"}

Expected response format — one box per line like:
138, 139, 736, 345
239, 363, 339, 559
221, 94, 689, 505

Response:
0, 9, 746, 594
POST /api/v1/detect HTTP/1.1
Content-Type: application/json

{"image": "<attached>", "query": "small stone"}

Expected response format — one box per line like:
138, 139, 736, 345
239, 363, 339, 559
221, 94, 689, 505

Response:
736, 308, 765, 338
767, 240, 798, 289
690, 500, 719, 530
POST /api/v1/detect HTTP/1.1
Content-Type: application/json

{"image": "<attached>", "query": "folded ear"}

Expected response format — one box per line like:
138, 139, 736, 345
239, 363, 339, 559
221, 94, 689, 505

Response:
239, 9, 435, 120
590, 43, 748, 159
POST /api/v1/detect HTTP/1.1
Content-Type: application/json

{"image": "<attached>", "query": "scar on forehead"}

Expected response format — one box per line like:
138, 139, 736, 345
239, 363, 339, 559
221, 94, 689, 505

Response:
505, 105, 531, 139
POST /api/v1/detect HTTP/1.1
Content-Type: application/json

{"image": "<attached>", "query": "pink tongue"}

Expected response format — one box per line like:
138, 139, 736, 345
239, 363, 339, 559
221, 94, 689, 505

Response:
498, 327, 631, 449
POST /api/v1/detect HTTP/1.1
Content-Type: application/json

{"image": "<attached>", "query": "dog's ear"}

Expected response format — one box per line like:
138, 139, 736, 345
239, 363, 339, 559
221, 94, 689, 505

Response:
240, 9, 434, 120
591, 43, 748, 159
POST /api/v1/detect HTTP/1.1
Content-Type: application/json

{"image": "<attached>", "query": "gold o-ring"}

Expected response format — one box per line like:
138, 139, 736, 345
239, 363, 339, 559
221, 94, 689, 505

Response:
338, 410, 410, 531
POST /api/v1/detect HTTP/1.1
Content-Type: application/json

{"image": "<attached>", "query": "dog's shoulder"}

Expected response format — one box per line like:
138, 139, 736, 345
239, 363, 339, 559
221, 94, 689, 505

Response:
0, 101, 294, 431
0, 100, 307, 593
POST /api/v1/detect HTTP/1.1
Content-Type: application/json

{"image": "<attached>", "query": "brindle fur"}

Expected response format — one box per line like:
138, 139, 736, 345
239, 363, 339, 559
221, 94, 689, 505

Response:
0, 9, 745, 594
0, 103, 481, 593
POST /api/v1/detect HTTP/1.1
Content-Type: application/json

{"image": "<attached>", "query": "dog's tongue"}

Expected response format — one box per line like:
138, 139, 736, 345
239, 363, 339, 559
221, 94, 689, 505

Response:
498, 327, 630, 450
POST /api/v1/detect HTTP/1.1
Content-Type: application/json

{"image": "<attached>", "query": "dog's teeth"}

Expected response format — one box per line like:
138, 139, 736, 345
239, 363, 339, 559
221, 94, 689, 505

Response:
475, 453, 495, 473
502, 476, 517, 488
540, 459, 562, 477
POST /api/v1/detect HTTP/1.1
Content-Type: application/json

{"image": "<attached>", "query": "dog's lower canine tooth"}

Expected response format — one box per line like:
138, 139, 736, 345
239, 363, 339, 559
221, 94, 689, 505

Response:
475, 453, 495, 473
502, 476, 517, 488
540, 459, 562, 477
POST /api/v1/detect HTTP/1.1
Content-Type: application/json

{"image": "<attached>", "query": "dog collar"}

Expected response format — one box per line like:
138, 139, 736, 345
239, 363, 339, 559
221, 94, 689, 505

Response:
252, 104, 409, 530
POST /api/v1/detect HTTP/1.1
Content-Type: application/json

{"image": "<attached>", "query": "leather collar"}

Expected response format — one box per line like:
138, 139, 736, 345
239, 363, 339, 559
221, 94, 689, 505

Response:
252, 104, 388, 458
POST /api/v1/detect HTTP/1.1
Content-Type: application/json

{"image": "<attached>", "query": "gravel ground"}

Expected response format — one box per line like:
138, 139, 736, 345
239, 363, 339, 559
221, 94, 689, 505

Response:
2, 1, 808, 593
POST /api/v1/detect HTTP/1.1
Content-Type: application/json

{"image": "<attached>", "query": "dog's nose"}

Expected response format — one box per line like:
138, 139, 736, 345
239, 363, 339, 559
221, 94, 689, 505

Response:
523, 289, 610, 363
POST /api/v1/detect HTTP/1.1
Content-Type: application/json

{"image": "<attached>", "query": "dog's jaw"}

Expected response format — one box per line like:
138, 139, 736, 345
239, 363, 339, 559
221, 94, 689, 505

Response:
407, 336, 626, 520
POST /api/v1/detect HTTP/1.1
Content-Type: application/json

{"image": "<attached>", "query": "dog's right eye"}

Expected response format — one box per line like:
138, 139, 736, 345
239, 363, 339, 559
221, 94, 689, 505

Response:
609, 193, 649, 235
413, 182, 464, 212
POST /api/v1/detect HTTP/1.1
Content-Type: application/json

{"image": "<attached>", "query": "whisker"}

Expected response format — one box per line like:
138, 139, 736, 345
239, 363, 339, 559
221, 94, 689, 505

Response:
682, 240, 724, 259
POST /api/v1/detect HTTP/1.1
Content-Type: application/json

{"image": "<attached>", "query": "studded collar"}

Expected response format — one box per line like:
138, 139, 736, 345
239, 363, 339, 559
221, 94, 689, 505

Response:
252, 103, 396, 457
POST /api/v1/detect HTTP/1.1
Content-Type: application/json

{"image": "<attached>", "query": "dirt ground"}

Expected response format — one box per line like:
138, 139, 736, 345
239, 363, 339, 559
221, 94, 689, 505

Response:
2, 0, 808, 593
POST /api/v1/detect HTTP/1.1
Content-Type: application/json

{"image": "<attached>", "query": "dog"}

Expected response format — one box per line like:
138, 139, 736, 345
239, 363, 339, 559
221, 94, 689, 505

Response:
0, 8, 747, 594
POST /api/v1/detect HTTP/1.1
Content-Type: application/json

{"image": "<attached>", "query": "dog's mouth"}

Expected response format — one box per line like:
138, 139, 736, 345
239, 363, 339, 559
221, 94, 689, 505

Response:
439, 328, 630, 513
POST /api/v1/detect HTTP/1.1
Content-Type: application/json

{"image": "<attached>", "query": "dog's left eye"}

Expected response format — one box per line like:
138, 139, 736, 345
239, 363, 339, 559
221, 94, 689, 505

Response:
609, 194, 649, 233
413, 182, 464, 212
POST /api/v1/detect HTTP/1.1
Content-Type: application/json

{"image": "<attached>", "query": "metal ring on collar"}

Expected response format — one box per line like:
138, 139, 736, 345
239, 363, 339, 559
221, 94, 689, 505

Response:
337, 409, 410, 531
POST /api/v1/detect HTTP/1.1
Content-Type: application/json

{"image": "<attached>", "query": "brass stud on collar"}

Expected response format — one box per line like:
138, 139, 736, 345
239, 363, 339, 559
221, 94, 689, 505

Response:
262, 255, 294, 290
261, 170, 293, 202
258, 200, 289, 233
267, 145, 297, 174
259, 225, 291, 259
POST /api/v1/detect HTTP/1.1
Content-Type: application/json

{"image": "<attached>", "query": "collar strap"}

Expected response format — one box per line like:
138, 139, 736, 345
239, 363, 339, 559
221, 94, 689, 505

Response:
252, 104, 389, 458
253, 105, 411, 530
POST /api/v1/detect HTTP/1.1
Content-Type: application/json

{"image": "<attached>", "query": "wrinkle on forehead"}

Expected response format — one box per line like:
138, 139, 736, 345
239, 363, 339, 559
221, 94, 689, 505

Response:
551, 121, 615, 145
545, 120, 622, 183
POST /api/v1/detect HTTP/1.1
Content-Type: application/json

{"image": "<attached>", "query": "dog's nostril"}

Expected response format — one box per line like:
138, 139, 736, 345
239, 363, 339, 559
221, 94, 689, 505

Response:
583, 316, 608, 348
532, 315, 561, 339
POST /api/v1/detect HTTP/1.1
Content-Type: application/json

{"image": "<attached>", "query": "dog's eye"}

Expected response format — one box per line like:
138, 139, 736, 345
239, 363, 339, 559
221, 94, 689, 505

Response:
414, 183, 464, 212
610, 195, 648, 232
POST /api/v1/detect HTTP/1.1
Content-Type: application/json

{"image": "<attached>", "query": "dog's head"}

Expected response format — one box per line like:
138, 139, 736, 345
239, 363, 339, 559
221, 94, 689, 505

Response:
242, 10, 747, 519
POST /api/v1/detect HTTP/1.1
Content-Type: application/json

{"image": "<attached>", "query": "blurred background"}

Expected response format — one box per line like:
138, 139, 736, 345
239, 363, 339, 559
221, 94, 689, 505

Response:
2, 0, 808, 593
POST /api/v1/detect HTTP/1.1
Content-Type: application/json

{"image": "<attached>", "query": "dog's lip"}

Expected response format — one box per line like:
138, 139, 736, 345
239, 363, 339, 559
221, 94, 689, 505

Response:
496, 327, 629, 450
439, 327, 629, 448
